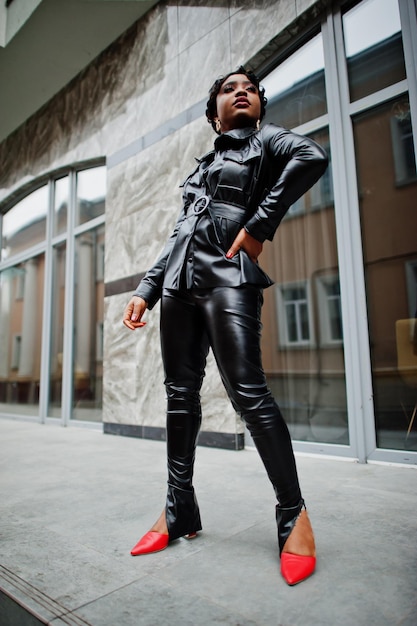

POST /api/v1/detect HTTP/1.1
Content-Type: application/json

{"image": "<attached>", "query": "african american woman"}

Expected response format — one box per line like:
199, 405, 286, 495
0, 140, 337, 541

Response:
123, 67, 328, 586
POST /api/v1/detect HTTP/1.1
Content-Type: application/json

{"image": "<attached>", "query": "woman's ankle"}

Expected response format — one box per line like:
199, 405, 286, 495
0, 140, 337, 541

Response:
281, 510, 316, 557
150, 509, 169, 535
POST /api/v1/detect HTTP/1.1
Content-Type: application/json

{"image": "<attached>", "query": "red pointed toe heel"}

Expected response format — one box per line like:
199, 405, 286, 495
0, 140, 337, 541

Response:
276, 499, 316, 586
130, 531, 169, 556
280, 553, 316, 586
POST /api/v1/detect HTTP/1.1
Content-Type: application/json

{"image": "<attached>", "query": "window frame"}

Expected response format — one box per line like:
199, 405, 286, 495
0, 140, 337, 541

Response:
0, 160, 105, 426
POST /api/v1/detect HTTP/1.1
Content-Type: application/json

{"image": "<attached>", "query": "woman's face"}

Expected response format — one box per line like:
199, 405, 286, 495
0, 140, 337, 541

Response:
215, 73, 261, 133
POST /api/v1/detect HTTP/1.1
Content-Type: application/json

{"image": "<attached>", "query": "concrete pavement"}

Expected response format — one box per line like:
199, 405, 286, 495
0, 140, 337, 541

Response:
0, 419, 416, 625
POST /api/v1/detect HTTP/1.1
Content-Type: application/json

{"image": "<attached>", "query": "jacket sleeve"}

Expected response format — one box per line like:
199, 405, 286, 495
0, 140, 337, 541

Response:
133, 206, 186, 309
244, 125, 329, 243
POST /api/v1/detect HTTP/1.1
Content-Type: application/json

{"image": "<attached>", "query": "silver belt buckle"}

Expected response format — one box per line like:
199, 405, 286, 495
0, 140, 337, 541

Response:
191, 195, 210, 215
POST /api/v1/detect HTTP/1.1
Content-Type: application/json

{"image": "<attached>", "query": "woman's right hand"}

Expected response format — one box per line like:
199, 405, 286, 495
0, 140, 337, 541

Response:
226, 228, 263, 262
123, 296, 148, 330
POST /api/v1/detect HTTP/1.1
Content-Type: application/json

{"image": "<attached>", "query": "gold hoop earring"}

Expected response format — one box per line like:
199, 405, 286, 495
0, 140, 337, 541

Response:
215, 119, 221, 133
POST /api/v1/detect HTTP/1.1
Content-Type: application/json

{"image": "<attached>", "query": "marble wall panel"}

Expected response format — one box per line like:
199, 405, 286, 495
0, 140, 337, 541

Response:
134, 3, 179, 86
106, 131, 181, 221
134, 58, 183, 142
104, 212, 140, 285
105, 156, 139, 226
106, 117, 230, 284
177, 0, 230, 54
106, 119, 218, 282
229, 0, 297, 69
178, 20, 232, 112
105, 131, 184, 282
177, 117, 214, 167
103, 293, 165, 426
100, 99, 139, 159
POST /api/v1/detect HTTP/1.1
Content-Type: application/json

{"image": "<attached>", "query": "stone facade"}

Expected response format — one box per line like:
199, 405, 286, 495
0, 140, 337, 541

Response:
0, 0, 327, 447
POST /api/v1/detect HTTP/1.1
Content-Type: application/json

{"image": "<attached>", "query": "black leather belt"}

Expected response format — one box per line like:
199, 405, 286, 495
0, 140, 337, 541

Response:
186, 196, 248, 246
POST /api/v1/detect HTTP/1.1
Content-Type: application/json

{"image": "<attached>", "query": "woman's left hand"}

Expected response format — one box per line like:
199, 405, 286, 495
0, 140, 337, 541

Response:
226, 228, 263, 262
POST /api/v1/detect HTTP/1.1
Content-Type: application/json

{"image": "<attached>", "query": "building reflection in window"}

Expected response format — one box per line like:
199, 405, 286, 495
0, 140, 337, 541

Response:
0, 255, 45, 414
77, 166, 106, 226
343, 0, 406, 102
72, 224, 105, 421
262, 33, 327, 129
353, 96, 417, 451
54, 176, 69, 236
259, 33, 347, 445
260, 133, 347, 444
48, 243, 66, 417
1, 186, 48, 260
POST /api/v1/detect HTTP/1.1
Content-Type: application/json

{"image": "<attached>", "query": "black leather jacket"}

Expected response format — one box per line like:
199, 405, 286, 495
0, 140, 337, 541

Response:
135, 124, 328, 309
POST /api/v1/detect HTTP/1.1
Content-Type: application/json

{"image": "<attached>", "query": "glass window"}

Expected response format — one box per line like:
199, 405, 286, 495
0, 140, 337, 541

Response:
390, 109, 417, 185
262, 34, 326, 129
0, 255, 45, 415
0, 164, 106, 424
277, 283, 312, 345
72, 224, 105, 421
48, 243, 66, 418
77, 166, 106, 225
54, 176, 69, 236
352, 95, 417, 451
343, 0, 406, 102
260, 127, 348, 446
316, 275, 343, 344
11, 335, 22, 370
286, 141, 333, 217
1, 186, 48, 260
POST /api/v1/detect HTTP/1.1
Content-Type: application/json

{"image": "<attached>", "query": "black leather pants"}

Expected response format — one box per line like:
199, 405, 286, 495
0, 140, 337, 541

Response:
160, 286, 302, 540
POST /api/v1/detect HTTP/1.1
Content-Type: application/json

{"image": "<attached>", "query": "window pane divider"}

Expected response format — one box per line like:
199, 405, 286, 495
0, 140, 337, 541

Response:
293, 113, 330, 136
38, 180, 55, 422
73, 214, 105, 237
348, 79, 408, 117
0, 241, 46, 271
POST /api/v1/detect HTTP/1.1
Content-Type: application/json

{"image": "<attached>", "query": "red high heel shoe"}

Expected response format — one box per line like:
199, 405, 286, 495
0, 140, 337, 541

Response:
130, 531, 169, 556
276, 499, 316, 585
130, 530, 198, 556
280, 553, 316, 586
